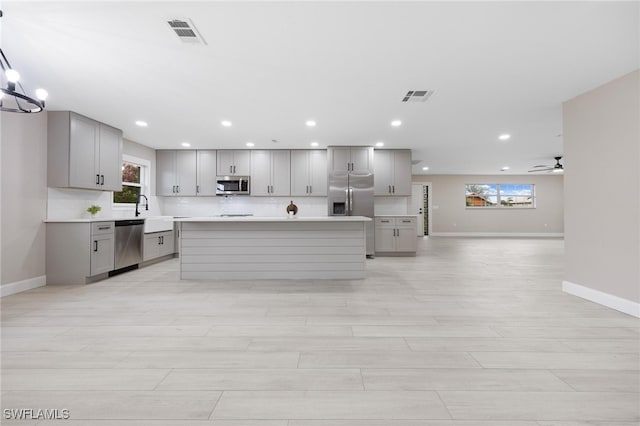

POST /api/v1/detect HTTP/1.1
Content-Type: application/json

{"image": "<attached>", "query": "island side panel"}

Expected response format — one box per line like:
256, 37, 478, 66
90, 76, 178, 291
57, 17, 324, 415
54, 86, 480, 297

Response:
179, 220, 367, 280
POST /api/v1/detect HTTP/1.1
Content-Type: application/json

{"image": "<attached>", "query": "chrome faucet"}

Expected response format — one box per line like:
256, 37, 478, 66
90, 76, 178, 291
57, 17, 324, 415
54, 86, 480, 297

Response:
135, 194, 148, 217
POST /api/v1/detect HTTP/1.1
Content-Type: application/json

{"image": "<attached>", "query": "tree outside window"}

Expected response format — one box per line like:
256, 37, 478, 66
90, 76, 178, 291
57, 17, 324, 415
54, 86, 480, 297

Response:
465, 184, 534, 208
114, 163, 142, 204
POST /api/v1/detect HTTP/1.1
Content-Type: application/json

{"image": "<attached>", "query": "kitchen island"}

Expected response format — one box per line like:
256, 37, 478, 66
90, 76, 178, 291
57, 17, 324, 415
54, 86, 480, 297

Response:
175, 216, 371, 280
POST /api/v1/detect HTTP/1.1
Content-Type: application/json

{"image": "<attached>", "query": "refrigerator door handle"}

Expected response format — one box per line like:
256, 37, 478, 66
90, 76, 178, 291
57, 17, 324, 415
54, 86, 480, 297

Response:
345, 188, 350, 213
349, 188, 354, 214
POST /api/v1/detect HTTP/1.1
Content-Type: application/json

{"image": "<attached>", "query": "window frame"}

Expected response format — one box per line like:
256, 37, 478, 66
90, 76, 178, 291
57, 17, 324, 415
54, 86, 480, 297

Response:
465, 183, 535, 209
112, 155, 151, 209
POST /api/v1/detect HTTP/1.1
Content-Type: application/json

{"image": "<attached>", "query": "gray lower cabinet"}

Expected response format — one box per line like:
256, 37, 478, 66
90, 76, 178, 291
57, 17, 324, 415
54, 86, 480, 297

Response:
374, 216, 417, 255
143, 230, 175, 261
90, 222, 116, 275
46, 221, 115, 285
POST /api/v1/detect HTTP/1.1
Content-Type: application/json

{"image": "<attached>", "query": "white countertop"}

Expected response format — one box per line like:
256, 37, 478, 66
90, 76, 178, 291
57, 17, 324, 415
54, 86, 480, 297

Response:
175, 216, 371, 222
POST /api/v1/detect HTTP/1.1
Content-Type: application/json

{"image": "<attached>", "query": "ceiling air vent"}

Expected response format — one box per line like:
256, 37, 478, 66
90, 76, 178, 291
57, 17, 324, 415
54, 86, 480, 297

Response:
402, 90, 435, 103
168, 19, 207, 45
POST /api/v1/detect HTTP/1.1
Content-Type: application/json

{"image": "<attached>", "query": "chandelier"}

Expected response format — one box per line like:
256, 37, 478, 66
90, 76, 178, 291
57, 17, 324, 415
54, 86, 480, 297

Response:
0, 11, 48, 113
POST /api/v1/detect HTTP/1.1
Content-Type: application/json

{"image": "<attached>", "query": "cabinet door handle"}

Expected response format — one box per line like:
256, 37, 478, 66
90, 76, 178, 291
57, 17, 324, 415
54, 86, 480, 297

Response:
196, 185, 200, 194
176, 186, 179, 193
100, 175, 105, 185
388, 185, 391, 194
96, 174, 100, 185
381, 220, 390, 223
392, 185, 395, 194
93, 240, 98, 252
309, 185, 312, 194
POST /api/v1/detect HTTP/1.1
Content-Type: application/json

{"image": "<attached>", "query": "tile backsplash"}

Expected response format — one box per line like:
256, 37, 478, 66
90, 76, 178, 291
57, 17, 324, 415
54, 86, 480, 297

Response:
47, 188, 161, 219
47, 188, 408, 219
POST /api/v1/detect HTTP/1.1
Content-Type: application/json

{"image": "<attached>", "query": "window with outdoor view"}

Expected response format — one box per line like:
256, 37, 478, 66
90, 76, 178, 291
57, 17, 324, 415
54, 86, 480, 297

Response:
465, 184, 535, 208
113, 162, 143, 204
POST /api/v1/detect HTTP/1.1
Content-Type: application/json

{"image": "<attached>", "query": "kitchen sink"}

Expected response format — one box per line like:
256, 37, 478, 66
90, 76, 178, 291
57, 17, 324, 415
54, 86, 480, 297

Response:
143, 216, 174, 233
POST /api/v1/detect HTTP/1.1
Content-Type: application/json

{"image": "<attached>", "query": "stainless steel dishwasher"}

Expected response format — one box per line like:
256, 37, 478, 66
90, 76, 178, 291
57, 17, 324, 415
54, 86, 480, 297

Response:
114, 219, 144, 270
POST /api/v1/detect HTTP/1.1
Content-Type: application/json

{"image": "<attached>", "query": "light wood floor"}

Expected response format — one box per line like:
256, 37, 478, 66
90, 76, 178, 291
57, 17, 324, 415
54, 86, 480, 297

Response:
1, 237, 638, 425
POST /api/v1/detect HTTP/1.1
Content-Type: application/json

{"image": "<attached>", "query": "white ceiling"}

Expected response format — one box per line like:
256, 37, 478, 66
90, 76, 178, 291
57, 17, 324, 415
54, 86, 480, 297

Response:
2, 1, 638, 174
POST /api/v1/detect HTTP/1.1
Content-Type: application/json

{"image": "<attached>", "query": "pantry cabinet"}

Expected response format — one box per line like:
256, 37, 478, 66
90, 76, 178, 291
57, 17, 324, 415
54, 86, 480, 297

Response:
291, 150, 327, 196
217, 150, 251, 176
250, 150, 291, 196
48, 111, 123, 191
156, 150, 197, 196
374, 149, 412, 196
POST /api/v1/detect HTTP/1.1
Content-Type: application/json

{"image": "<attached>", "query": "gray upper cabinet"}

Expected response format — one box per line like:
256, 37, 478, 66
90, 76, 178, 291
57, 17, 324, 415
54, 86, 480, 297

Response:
374, 149, 412, 196
250, 150, 291, 196
328, 146, 374, 173
196, 150, 217, 196
156, 150, 197, 196
217, 150, 251, 176
48, 111, 123, 191
291, 150, 327, 196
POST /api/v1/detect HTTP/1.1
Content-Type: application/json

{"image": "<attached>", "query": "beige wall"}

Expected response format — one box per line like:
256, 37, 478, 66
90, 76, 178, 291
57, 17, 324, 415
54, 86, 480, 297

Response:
563, 70, 640, 304
412, 174, 564, 235
1, 112, 48, 286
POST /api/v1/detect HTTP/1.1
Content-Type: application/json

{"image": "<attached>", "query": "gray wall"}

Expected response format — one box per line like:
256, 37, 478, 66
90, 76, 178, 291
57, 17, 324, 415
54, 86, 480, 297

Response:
563, 70, 640, 304
412, 174, 564, 235
1, 112, 48, 286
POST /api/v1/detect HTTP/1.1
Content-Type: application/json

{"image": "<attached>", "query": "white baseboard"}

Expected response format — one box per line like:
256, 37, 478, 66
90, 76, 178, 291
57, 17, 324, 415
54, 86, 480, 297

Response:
563, 280, 640, 318
430, 232, 564, 238
0, 275, 46, 297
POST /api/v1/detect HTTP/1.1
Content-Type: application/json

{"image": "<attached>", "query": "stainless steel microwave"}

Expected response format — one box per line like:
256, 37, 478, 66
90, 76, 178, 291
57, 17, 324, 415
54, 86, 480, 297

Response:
216, 176, 250, 195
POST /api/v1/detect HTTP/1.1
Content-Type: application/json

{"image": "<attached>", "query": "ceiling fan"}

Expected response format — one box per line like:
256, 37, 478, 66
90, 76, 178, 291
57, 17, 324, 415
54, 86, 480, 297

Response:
528, 156, 564, 173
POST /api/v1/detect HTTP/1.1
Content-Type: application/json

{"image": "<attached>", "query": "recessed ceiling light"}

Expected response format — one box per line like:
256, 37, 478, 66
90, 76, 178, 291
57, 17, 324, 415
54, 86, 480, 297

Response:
422, 166, 429, 171
135, 121, 148, 127
498, 133, 511, 141
181, 142, 191, 147
376, 142, 384, 147
305, 120, 316, 127
245, 142, 254, 147
501, 166, 510, 171
391, 120, 402, 127
310, 142, 319, 147
221, 120, 232, 127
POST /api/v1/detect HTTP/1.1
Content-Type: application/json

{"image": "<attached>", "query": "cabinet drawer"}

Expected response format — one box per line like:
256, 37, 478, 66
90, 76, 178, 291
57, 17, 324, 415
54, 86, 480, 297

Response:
397, 217, 416, 226
91, 221, 114, 235
375, 218, 395, 227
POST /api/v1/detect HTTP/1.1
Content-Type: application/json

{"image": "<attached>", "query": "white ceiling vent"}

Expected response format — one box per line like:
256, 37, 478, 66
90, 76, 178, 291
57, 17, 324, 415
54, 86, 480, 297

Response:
168, 19, 207, 45
402, 90, 435, 103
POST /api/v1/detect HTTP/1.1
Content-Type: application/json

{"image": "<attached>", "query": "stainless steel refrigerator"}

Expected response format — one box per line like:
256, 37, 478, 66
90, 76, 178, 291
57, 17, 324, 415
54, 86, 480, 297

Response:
327, 147, 375, 256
